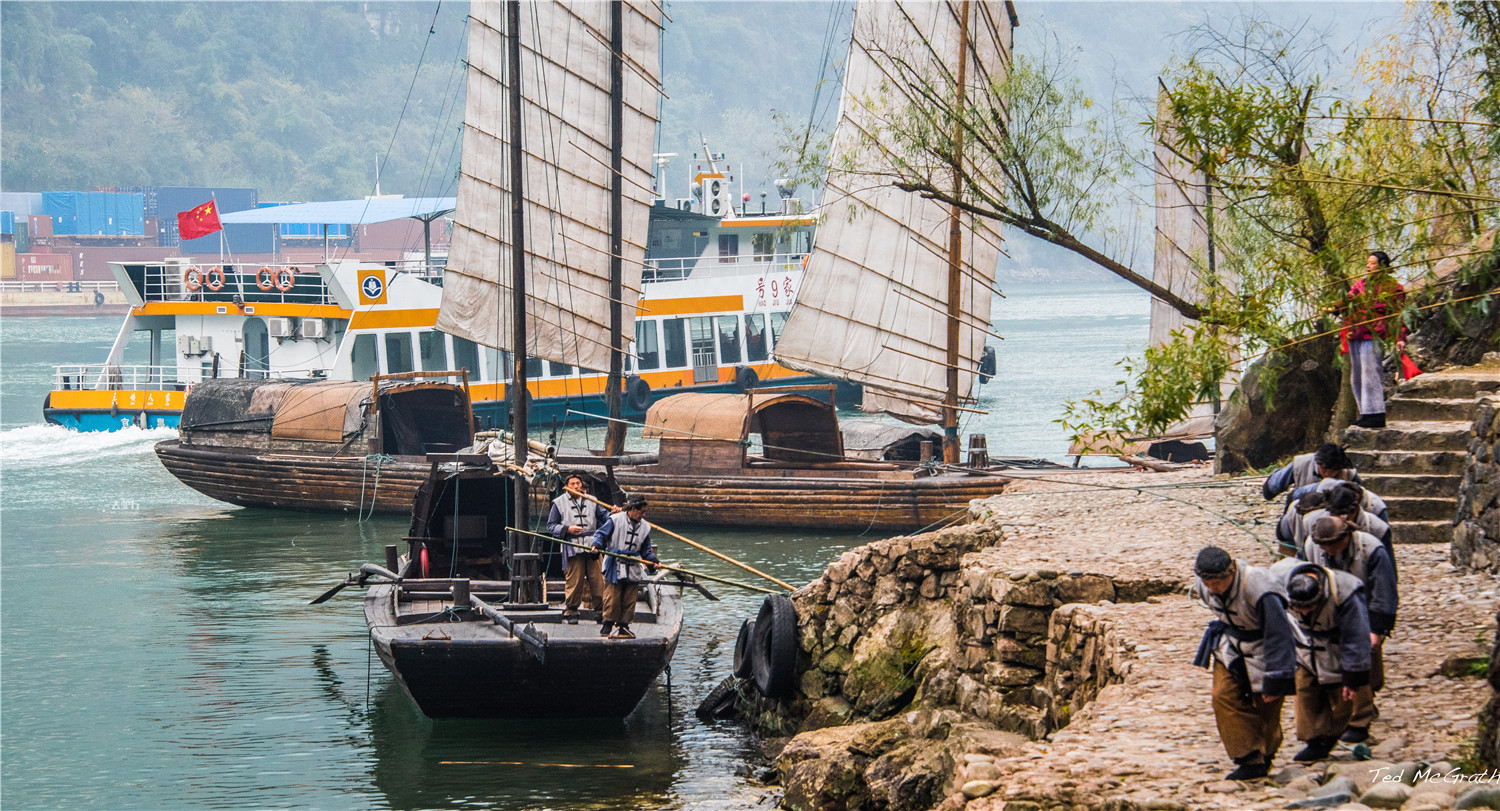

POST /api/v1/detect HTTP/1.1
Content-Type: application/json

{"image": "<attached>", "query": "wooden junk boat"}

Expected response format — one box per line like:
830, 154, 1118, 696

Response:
595, 386, 1031, 532
155, 372, 474, 513
353, 458, 683, 718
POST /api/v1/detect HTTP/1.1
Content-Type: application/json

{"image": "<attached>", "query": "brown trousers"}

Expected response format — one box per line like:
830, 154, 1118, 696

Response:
1295, 669, 1373, 740
563, 554, 604, 613
602, 582, 639, 626
1212, 662, 1285, 762
1349, 642, 1384, 728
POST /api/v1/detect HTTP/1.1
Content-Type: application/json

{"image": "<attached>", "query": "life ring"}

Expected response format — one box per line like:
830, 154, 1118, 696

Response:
751, 593, 797, 698
183, 266, 203, 291
419, 545, 430, 579
275, 266, 295, 292
256, 266, 275, 291
93, 289, 105, 307
625, 375, 651, 412
203, 266, 225, 292
732, 619, 756, 678
734, 365, 759, 393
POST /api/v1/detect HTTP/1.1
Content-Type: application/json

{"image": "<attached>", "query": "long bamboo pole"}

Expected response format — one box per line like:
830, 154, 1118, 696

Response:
507, 526, 778, 595
563, 486, 797, 591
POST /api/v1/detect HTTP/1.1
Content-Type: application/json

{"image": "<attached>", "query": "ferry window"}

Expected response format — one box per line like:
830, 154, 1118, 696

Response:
769, 311, 789, 347
662, 318, 687, 368
525, 357, 544, 379
451, 336, 481, 378
718, 234, 738, 263
752, 232, 774, 261
634, 320, 660, 370
717, 315, 741, 364
419, 331, 447, 372
549, 361, 572, 376
485, 347, 507, 382
351, 334, 378, 380
745, 314, 768, 362
385, 332, 415, 374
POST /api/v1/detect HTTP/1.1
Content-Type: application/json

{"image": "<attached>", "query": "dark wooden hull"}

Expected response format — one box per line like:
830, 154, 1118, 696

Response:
365, 584, 683, 718
612, 468, 1012, 532
155, 439, 429, 514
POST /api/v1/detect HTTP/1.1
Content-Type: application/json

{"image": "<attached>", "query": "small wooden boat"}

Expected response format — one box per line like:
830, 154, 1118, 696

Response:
588, 387, 1048, 532
359, 458, 683, 718
155, 372, 474, 513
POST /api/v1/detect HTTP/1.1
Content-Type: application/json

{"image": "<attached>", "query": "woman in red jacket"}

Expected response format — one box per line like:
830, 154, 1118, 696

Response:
1341, 251, 1406, 429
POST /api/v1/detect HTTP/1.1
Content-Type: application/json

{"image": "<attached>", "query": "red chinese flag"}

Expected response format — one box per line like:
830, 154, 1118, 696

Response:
177, 200, 222, 241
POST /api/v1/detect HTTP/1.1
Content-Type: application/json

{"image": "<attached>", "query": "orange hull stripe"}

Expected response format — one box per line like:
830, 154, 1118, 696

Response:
718, 217, 815, 228
469, 362, 821, 401
348, 308, 443, 330
638, 295, 743, 316
49, 389, 186, 410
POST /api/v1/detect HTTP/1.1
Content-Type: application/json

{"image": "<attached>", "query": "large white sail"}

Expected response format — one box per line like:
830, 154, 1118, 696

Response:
774, 0, 1011, 424
1153, 80, 1239, 433
438, 0, 661, 372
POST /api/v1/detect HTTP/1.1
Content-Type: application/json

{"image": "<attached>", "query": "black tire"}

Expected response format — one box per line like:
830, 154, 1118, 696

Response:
93, 289, 105, 307
751, 593, 797, 698
626, 375, 651, 412
695, 674, 740, 721
734, 365, 759, 393
732, 619, 756, 678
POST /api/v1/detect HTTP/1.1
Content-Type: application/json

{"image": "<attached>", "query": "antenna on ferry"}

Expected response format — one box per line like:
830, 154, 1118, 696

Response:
652, 153, 675, 202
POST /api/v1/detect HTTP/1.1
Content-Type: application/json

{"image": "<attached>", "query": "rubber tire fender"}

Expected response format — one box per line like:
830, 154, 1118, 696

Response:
734, 365, 759, 393
93, 289, 106, 307
751, 593, 797, 698
732, 619, 756, 678
625, 375, 651, 412
695, 674, 740, 721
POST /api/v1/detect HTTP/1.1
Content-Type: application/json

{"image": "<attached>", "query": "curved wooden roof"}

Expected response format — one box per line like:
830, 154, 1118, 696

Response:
643, 391, 843, 463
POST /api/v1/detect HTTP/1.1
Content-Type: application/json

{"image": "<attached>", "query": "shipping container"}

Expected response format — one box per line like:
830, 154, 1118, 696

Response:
1, 211, 13, 236
1, 242, 15, 279
40, 191, 146, 236
0, 192, 43, 218
69, 245, 177, 281
17, 251, 76, 283
30, 215, 53, 237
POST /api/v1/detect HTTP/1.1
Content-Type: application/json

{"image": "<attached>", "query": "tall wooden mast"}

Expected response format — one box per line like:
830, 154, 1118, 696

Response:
505, 0, 538, 606
942, 0, 972, 465
604, 0, 627, 457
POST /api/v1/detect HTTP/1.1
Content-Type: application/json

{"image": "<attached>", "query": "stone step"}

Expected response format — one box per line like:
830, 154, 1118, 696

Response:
1358, 473, 1464, 499
1384, 496, 1459, 522
1346, 449, 1471, 475
1391, 520, 1456, 545
1387, 397, 1479, 422
1341, 421, 1473, 453
1395, 371, 1500, 401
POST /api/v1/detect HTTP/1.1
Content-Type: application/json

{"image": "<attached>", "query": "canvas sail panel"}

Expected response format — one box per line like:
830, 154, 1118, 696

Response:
439, 0, 661, 372
773, 0, 1005, 424
1153, 81, 1240, 430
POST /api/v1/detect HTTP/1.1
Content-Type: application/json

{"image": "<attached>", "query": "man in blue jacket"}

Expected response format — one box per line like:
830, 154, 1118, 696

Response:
591, 495, 659, 640
1284, 564, 1373, 761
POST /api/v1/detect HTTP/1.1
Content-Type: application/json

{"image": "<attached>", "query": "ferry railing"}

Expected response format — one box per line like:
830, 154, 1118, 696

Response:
0, 280, 121, 294
137, 263, 335, 305
643, 251, 808, 283
53, 364, 183, 392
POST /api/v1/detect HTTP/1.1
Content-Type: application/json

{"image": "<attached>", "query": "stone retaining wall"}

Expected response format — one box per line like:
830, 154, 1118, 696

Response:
1454, 393, 1500, 573
764, 505, 1177, 742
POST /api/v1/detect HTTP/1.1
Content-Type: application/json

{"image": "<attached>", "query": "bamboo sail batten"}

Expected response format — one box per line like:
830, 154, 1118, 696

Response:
774, 0, 1006, 425
439, 1, 662, 373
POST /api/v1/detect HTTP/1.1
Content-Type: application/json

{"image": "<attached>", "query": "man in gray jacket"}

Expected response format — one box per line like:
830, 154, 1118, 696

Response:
1284, 564, 1373, 761
1192, 546, 1299, 780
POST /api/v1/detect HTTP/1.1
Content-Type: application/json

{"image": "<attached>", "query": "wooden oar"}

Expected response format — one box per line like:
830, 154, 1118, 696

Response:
559, 487, 797, 592
508, 526, 777, 595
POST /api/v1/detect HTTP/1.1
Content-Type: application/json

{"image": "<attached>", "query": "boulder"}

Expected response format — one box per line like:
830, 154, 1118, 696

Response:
1357, 780, 1410, 808
1216, 334, 1342, 474
864, 738, 954, 810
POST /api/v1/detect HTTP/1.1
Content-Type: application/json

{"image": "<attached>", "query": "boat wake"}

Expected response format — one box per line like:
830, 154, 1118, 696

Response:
0, 423, 177, 467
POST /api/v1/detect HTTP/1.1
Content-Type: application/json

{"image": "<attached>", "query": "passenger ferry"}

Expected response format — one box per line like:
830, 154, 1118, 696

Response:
43, 194, 856, 432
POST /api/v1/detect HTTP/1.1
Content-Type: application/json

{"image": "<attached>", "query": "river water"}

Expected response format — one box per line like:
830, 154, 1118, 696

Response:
0, 280, 1148, 810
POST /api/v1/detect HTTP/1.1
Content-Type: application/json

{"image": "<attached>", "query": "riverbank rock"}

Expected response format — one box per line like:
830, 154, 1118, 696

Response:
1216, 335, 1342, 474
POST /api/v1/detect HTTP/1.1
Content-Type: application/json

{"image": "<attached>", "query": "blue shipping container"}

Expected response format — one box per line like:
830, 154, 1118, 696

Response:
39, 192, 145, 236
158, 187, 272, 254
1, 211, 14, 236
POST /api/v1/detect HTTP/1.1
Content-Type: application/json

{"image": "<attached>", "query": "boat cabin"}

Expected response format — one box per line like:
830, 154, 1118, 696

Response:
177, 373, 473, 457
642, 388, 883, 473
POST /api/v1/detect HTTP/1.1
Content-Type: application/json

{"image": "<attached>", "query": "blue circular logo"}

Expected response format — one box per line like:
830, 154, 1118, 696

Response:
362, 274, 384, 299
